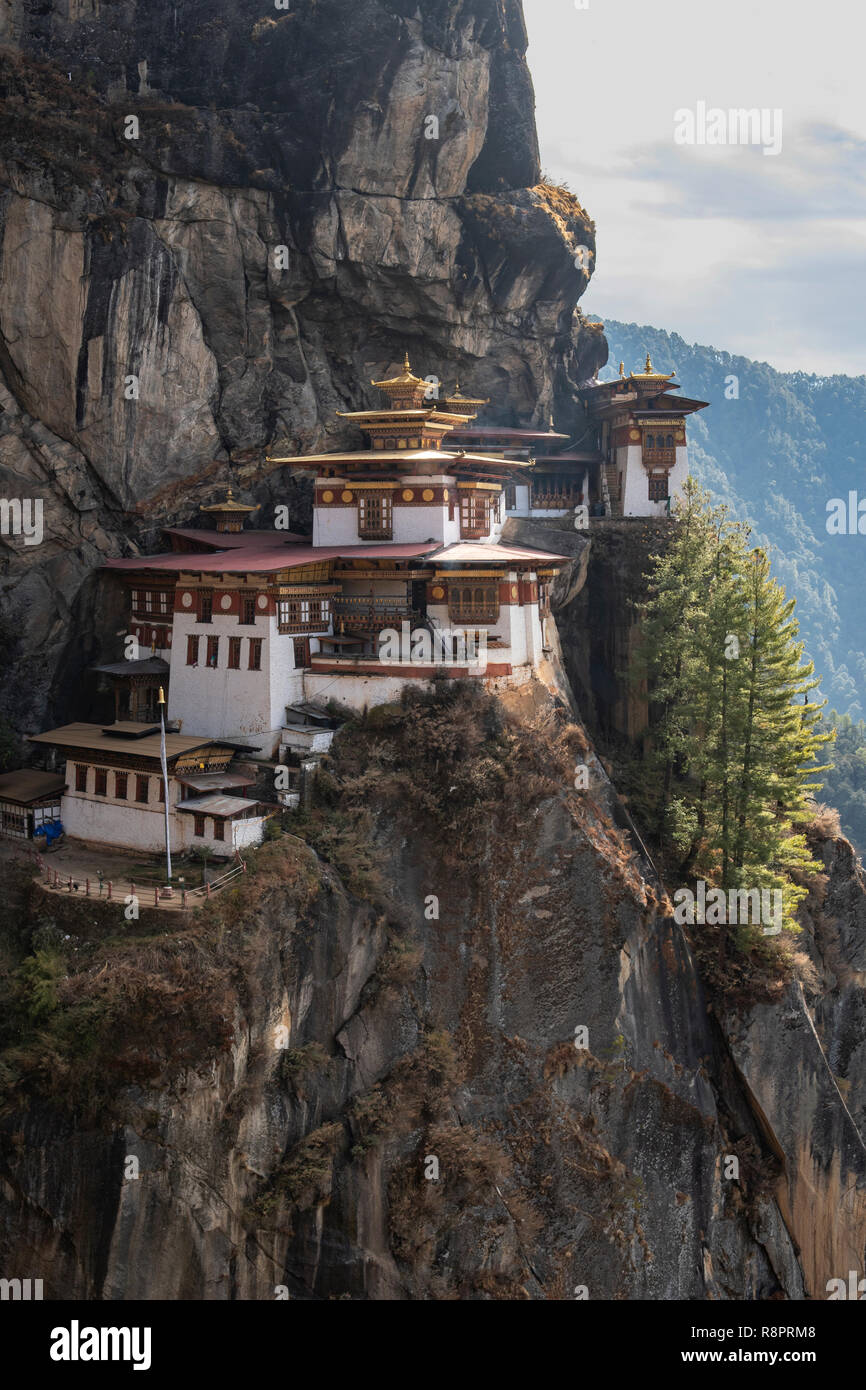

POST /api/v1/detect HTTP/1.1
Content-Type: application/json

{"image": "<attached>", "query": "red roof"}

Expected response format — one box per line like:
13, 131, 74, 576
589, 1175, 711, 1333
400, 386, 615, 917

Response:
104, 541, 439, 575
164, 527, 309, 549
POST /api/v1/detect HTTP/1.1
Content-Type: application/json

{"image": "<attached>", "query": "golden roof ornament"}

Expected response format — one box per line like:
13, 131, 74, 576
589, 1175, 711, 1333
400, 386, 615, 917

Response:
444, 380, 490, 410
200, 486, 258, 532
619, 361, 625, 378
371, 353, 425, 390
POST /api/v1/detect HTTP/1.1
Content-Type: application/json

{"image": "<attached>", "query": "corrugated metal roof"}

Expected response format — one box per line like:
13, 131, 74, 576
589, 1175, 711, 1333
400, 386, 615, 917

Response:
175, 772, 254, 792
428, 542, 568, 565
0, 769, 67, 803
176, 794, 260, 817
90, 659, 169, 677
103, 541, 438, 575
163, 527, 309, 548
28, 723, 238, 759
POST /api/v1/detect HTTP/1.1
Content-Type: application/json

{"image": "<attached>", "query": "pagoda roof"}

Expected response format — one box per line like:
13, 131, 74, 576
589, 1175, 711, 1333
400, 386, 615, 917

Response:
335, 409, 464, 424
267, 448, 533, 470
200, 487, 258, 516
441, 382, 490, 408
370, 353, 426, 391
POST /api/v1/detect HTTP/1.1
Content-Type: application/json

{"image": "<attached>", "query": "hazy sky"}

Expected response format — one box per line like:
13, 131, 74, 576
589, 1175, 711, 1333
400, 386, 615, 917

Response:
522, 0, 866, 376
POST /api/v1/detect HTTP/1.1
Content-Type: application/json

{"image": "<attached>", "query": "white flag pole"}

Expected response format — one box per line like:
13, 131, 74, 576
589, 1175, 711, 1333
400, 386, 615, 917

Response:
158, 686, 172, 881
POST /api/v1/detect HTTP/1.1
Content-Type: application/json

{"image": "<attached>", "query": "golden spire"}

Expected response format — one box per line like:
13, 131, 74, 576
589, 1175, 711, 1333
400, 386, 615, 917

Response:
645, 352, 653, 373
619, 361, 625, 378
403, 352, 412, 374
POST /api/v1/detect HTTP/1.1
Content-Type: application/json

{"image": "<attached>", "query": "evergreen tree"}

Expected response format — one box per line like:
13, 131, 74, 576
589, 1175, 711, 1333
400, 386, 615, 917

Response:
637, 483, 832, 950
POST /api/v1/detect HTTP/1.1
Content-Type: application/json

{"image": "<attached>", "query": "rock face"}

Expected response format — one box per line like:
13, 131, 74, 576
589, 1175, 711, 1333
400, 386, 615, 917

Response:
2, 670, 865, 1300
0, 0, 605, 732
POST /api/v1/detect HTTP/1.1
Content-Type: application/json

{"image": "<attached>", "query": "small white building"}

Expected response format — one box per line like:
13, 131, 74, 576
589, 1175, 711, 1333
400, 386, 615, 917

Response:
28, 722, 272, 857
581, 355, 708, 518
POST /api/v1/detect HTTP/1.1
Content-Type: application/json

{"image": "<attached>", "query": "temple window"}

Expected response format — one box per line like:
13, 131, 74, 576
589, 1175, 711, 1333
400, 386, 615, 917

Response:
75, 764, 88, 792
194, 814, 206, 837
206, 636, 219, 668
115, 772, 128, 800
197, 590, 213, 624
135, 776, 149, 804
186, 635, 200, 666
240, 591, 256, 625
505, 484, 517, 510
648, 476, 669, 502
358, 493, 393, 540
278, 598, 330, 633
449, 582, 500, 624
666, 433, 674, 449
646, 434, 655, 450
213, 819, 225, 842
459, 493, 490, 538
94, 769, 108, 797
228, 637, 242, 669
248, 638, 263, 671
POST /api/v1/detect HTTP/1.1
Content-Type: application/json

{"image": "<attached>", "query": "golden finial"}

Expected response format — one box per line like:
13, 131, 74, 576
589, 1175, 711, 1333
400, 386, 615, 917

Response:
645, 352, 653, 373
619, 361, 625, 378
549, 414, 555, 431
403, 352, 412, 374
226, 486, 234, 500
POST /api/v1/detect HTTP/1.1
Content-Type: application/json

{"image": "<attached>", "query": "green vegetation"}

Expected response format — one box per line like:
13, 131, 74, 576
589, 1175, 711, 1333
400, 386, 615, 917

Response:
815, 711, 866, 855
635, 479, 831, 951
601, 319, 866, 719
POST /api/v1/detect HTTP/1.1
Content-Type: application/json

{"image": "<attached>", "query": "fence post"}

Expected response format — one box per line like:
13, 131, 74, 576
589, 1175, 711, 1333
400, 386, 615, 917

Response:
86, 878, 90, 897
154, 887, 159, 907
182, 889, 187, 908
206, 881, 211, 899
108, 880, 113, 901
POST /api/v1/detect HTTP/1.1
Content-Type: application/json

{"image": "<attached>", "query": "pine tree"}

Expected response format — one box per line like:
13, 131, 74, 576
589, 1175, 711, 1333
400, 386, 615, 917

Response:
637, 483, 832, 952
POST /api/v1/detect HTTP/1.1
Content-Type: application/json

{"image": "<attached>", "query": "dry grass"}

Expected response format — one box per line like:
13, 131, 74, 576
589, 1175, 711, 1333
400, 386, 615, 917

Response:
807, 802, 842, 838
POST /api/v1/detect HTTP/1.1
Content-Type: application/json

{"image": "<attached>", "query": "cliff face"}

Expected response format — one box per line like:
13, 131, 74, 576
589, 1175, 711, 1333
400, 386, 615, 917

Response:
2, 673, 865, 1300
0, 0, 605, 731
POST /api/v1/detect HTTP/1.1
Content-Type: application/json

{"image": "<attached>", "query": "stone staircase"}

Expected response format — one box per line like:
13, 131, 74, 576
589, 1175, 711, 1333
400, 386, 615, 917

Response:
603, 463, 623, 517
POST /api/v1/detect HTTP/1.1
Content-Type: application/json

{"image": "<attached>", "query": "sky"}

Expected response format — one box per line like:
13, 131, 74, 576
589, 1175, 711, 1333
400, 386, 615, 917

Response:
522, 0, 866, 377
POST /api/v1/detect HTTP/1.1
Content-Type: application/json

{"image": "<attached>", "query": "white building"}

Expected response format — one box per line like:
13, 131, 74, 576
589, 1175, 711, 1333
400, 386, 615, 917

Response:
28, 722, 271, 857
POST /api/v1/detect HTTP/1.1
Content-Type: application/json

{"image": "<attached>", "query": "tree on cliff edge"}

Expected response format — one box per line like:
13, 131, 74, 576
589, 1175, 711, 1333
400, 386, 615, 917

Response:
636, 478, 832, 948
